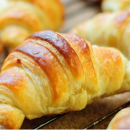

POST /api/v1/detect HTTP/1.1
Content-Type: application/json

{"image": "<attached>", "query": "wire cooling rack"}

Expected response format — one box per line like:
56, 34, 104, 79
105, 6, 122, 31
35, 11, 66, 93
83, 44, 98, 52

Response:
33, 101, 130, 129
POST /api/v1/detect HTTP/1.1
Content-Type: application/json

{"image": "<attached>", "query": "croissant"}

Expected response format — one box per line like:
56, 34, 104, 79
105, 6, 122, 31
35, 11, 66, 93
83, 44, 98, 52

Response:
0, 30, 130, 129
107, 107, 130, 129
102, 0, 130, 12
70, 11, 130, 60
0, 0, 64, 52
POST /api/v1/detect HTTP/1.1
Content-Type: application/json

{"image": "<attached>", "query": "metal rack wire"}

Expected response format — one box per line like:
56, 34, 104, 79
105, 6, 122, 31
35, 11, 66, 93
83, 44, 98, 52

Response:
84, 101, 130, 129
34, 113, 66, 129
34, 101, 130, 129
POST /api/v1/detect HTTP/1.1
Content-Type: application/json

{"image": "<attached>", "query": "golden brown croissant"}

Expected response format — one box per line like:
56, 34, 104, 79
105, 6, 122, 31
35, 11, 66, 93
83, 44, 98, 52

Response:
0, 0, 64, 52
0, 30, 130, 129
70, 10, 130, 129
70, 11, 130, 60
102, 0, 130, 12
107, 107, 130, 129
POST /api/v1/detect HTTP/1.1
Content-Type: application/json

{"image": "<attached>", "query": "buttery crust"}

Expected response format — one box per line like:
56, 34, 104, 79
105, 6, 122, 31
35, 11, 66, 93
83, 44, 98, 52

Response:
0, 30, 130, 129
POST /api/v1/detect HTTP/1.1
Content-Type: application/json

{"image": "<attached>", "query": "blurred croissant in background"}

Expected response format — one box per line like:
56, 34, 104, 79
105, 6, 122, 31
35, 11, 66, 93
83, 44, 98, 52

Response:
107, 107, 130, 129
102, 0, 130, 12
0, 0, 64, 53
70, 11, 130, 60
87, 0, 130, 12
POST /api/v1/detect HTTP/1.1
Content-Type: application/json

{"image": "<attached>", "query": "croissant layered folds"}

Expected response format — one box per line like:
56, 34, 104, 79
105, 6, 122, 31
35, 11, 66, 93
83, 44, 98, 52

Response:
0, 0, 64, 52
0, 30, 130, 128
102, 0, 130, 12
70, 11, 130, 60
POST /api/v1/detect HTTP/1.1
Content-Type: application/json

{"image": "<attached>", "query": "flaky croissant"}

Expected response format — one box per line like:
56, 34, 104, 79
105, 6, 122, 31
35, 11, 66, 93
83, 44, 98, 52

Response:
70, 11, 130, 60
0, 30, 130, 129
102, 0, 130, 12
0, 0, 64, 52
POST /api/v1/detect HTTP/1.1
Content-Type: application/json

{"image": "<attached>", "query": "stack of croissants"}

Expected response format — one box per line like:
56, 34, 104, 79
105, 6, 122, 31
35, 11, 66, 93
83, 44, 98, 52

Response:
1, 0, 130, 129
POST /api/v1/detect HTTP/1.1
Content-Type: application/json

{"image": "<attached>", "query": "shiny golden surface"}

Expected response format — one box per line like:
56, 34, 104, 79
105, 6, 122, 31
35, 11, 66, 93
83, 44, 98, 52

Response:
0, 30, 130, 129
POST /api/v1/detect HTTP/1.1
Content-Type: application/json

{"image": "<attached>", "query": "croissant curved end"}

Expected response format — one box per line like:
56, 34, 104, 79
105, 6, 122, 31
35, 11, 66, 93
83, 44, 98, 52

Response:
0, 104, 25, 129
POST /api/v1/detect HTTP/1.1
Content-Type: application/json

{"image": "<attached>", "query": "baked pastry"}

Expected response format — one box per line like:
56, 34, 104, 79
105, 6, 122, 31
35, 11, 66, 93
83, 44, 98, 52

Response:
107, 107, 130, 129
70, 10, 130, 129
0, 0, 64, 52
102, 0, 130, 12
70, 11, 130, 60
0, 30, 130, 129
